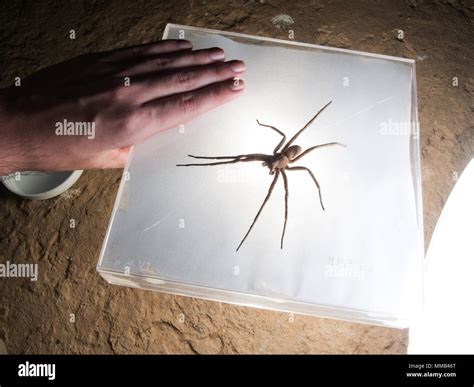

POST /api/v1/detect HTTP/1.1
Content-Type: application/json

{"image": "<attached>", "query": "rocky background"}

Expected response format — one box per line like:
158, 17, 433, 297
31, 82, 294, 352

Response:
0, 0, 472, 354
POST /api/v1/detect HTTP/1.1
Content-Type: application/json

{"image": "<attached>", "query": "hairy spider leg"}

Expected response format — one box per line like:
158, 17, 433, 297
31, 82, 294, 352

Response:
176, 158, 244, 167
281, 170, 289, 249
176, 154, 269, 167
286, 166, 325, 211
256, 119, 286, 154
282, 100, 333, 152
236, 169, 280, 251
187, 154, 257, 160
290, 142, 346, 163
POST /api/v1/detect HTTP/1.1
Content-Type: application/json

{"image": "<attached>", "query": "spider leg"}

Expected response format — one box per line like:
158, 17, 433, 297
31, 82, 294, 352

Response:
286, 166, 325, 211
290, 142, 346, 163
280, 170, 289, 249
282, 101, 332, 152
176, 158, 244, 167
187, 153, 270, 160
177, 154, 269, 167
256, 119, 286, 154
236, 169, 280, 251
187, 154, 245, 160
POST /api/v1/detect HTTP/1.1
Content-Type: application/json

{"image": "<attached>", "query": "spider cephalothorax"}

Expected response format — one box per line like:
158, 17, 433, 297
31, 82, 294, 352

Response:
265, 145, 303, 175
177, 101, 345, 251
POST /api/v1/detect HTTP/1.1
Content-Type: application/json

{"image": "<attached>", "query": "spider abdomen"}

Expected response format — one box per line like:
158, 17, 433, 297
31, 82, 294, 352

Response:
284, 145, 303, 160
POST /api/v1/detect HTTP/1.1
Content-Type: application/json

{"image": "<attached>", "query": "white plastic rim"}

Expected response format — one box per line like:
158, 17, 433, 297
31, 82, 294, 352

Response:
2, 170, 83, 200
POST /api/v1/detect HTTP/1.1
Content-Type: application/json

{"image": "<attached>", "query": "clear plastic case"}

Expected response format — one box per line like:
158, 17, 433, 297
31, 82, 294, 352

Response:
97, 24, 424, 327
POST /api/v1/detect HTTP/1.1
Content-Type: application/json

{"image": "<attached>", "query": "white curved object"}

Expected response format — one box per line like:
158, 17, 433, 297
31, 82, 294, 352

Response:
408, 159, 474, 354
2, 170, 83, 200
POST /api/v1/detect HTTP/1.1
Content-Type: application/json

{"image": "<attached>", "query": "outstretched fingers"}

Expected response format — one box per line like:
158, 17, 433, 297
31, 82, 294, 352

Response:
286, 166, 325, 211
130, 60, 245, 103
236, 170, 280, 251
103, 39, 193, 62
117, 47, 226, 77
140, 78, 245, 140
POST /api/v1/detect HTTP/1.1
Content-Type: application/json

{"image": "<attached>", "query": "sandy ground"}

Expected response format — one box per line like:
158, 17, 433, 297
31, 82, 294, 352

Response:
0, 0, 472, 354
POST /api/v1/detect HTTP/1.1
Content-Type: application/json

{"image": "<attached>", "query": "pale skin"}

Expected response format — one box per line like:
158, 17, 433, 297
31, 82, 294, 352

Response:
0, 39, 245, 175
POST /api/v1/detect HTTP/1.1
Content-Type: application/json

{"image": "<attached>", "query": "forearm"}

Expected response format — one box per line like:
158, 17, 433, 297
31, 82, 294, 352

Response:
0, 87, 32, 175
0, 87, 93, 174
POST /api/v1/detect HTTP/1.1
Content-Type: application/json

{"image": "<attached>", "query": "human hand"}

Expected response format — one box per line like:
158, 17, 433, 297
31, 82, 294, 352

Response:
0, 39, 245, 175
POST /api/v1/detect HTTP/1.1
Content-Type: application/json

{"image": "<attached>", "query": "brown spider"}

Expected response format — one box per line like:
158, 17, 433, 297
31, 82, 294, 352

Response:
177, 101, 346, 251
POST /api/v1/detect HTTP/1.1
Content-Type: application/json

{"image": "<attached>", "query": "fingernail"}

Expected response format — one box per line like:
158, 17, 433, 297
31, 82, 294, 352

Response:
209, 48, 225, 61
230, 60, 245, 73
230, 78, 245, 91
178, 40, 192, 48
